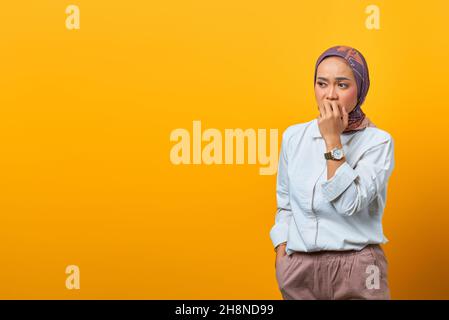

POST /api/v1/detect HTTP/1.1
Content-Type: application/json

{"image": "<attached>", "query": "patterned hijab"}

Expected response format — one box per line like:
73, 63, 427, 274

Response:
314, 45, 376, 134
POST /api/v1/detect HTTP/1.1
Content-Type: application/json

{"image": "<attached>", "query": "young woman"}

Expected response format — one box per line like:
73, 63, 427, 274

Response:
270, 45, 394, 300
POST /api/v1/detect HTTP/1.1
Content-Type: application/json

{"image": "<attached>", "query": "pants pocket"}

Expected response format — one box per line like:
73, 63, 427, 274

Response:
275, 254, 295, 291
364, 246, 390, 299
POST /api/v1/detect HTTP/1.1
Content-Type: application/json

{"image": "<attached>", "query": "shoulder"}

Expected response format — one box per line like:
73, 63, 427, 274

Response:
361, 126, 394, 147
351, 126, 395, 164
281, 119, 315, 142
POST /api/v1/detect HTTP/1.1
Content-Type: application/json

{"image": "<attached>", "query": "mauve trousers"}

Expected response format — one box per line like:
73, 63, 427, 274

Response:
275, 244, 390, 300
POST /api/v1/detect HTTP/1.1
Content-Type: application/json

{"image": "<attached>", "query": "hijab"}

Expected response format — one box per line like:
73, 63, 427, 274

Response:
314, 45, 376, 134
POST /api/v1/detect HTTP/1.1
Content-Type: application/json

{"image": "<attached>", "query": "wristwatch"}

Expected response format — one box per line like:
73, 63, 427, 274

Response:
324, 147, 345, 160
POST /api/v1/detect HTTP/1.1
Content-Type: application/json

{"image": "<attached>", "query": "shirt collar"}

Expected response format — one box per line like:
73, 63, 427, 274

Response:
310, 118, 358, 145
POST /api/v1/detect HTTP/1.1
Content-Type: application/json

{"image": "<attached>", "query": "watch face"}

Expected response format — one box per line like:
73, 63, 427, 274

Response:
332, 148, 343, 160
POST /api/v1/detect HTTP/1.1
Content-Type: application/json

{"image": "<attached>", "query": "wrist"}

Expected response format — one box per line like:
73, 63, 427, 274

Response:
325, 136, 342, 150
275, 242, 287, 252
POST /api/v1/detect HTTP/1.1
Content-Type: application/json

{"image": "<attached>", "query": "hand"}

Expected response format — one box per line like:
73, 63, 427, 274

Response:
317, 100, 348, 145
275, 243, 287, 268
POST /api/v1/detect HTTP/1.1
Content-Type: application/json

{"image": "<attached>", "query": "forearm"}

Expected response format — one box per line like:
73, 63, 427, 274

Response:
325, 136, 345, 180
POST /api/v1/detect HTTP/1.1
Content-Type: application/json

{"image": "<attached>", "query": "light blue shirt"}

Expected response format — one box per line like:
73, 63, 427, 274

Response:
270, 118, 395, 255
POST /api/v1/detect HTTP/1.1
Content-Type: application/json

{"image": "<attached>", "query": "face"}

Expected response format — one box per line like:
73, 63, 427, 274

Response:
314, 56, 358, 114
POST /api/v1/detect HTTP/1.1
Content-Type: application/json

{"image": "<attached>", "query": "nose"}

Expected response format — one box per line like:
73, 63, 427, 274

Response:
326, 85, 338, 100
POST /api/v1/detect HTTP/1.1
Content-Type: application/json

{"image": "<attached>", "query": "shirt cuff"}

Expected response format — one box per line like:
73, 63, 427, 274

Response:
321, 162, 358, 202
270, 224, 289, 249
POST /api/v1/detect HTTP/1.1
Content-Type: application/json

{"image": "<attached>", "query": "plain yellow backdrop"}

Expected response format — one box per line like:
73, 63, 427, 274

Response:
1, 0, 449, 299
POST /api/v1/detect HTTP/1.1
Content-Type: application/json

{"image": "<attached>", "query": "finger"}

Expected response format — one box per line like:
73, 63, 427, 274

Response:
331, 101, 341, 118
318, 102, 325, 118
323, 101, 332, 117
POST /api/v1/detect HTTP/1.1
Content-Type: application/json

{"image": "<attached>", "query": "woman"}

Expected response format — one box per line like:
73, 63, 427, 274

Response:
270, 45, 394, 300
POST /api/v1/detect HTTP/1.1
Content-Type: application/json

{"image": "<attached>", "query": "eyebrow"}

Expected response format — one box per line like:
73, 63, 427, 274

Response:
317, 77, 351, 81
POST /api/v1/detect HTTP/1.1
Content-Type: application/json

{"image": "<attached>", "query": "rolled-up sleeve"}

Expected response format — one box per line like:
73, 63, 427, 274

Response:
320, 136, 395, 216
269, 131, 293, 248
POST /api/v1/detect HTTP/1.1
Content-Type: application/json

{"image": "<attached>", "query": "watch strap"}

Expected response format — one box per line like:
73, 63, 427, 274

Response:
324, 151, 333, 160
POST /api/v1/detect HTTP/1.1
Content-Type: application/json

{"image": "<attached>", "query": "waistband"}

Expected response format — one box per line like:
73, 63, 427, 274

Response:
290, 244, 382, 259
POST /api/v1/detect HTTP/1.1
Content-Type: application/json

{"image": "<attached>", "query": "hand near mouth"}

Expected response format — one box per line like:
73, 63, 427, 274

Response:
317, 100, 349, 142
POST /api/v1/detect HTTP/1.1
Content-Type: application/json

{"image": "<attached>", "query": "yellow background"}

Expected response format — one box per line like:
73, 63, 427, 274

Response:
1, 0, 448, 299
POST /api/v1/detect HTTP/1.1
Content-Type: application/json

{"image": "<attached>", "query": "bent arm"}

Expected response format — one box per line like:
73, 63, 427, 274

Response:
320, 137, 395, 216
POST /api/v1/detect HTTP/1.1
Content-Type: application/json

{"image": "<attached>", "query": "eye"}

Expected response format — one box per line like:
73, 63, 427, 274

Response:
317, 82, 326, 87
338, 83, 348, 88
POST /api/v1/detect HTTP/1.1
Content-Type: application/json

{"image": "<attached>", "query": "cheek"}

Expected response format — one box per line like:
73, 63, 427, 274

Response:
314, 86, 324, 99
341, 87, 357, 105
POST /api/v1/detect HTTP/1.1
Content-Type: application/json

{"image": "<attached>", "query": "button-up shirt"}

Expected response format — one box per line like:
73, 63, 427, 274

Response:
270, 118, 395, 255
